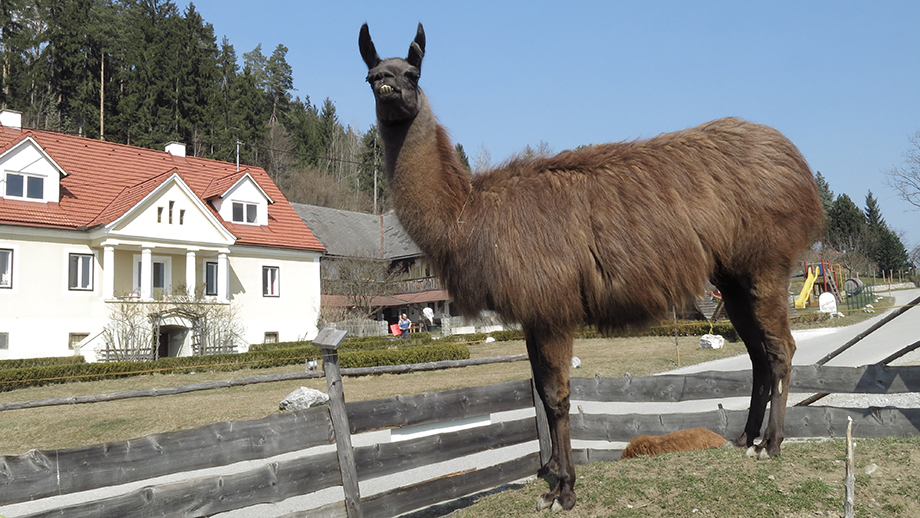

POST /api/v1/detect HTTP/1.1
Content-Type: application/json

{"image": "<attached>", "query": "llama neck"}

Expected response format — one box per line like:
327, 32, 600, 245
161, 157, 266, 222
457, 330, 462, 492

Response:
379, 93, 471, 258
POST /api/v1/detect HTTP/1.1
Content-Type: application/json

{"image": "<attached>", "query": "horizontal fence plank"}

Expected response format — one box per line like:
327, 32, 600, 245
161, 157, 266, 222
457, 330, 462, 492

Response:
355, 417, 538, 481
573, 448, 622, 465
0, 406, 334, 506
346, 379, 534, 433
571, 406, 920, 443
360, 453, 542, 518
571, 365, 920, 402
571, 371, 751, 403
789, 365, 920, 394
20, 450, 342, 518
0, 355, 530, 412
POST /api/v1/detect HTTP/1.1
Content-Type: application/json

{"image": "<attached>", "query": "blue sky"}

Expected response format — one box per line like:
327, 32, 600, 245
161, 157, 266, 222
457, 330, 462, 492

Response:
190, 1, 920, 253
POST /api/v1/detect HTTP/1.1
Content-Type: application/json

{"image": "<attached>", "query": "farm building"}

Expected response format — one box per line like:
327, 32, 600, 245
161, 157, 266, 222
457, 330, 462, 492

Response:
292, 203, 452, 331
0, 110, 325, 361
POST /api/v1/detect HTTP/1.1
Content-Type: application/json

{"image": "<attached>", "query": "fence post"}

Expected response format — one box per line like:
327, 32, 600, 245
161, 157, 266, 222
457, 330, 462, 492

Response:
531, 373, 553, 467
316, 327, 364, 518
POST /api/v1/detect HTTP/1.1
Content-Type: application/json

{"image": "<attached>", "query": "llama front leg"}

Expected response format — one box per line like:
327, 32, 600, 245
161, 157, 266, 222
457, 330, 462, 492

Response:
526, 327, 577, 512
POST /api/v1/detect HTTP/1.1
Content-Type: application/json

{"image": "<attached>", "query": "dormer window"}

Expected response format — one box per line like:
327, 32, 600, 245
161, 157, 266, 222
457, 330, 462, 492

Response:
5, 172, 44, 200
232, 201, 258, 224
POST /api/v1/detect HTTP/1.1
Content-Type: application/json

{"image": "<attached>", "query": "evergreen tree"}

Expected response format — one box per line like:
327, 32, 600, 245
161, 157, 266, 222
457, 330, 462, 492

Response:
242, 43, 267, 91
175, 3, 220, 156
455, 143, 471, 171
875, 227, 910, 274
827, 194, 867, 254
266, 44, 293, 122
211, 36, 244, 162
285, 96, 322, 167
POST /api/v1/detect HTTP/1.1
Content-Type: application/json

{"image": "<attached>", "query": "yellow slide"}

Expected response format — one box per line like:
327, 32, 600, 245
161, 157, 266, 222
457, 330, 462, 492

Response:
795, 268, 818, 309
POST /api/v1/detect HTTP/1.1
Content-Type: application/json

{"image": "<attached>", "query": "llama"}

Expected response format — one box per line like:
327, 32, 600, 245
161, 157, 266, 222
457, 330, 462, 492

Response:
621, 428, 730, 459
359, 23, 823, 512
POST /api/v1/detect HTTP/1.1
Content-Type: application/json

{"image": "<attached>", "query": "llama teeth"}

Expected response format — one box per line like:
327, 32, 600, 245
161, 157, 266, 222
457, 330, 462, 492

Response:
379, 85, 393, 94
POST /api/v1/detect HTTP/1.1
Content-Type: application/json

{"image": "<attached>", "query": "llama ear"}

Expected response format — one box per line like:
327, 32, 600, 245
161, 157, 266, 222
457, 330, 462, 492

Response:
407, 23, 425, 71
359, 23, 381, 70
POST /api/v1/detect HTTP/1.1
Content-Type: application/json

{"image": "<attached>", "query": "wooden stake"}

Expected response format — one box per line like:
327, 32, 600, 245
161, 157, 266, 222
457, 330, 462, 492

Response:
317, 328, 364, 518
673, 306, 680, 367
844, 416, 855, 518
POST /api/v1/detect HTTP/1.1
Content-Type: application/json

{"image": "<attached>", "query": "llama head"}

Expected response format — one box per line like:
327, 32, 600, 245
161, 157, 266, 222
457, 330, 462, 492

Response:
359, 23, 426, 125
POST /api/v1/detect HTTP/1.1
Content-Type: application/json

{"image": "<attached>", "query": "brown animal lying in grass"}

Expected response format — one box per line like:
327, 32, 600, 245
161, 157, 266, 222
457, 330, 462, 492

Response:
621, 428, 730, 458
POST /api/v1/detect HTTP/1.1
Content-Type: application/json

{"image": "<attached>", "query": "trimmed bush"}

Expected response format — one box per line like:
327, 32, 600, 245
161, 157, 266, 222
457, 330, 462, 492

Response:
0, 341, 472, 393
338, 343, 469, 369
0, 356, 85, 370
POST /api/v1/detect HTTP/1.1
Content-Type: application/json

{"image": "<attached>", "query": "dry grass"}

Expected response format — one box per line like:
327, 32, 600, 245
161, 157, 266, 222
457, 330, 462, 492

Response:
0, 334, 746, 455
437, 436, 920, 518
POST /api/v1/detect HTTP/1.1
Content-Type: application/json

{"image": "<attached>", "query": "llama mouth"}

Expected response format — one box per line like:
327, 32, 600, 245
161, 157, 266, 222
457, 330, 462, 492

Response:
378, 84, 394, 95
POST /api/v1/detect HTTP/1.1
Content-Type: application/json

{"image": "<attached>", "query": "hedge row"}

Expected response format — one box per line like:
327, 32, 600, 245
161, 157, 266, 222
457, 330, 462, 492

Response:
338, 343, 469, 369
249, 331, 495, 353
0, 342, 469, 393
0, 355, 85, 370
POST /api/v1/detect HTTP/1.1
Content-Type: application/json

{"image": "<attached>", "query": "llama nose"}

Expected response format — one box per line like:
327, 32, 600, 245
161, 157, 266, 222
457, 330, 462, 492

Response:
379, 84, 394, 94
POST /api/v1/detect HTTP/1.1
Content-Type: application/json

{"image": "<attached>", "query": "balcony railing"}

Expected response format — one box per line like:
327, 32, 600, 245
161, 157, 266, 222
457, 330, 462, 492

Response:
396, 276, 442, 294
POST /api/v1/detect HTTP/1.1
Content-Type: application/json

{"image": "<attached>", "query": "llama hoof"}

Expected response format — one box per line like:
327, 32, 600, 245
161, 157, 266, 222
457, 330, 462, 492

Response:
758, 448, 772, 460
551, 500, 564, 513
745, 445, 758, 458
536, 494, 555, 511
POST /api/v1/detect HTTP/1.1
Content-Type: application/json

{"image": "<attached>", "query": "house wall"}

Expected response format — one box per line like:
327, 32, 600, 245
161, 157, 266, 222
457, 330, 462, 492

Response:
228, 246, 322, 345
0, 233, 107, 359
0, 232, 323, 360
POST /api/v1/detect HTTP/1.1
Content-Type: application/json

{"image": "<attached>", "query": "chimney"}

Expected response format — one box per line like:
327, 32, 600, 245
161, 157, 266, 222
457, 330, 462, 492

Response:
165, 141, 186, 157
0, 110, 22, 130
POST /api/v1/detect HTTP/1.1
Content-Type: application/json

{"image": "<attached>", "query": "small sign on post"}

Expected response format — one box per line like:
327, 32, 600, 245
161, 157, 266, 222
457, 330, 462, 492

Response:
316, 328, 363, 518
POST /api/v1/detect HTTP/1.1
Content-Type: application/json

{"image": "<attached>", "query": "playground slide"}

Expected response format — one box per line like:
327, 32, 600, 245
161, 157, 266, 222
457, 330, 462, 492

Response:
795, 268, 818, 309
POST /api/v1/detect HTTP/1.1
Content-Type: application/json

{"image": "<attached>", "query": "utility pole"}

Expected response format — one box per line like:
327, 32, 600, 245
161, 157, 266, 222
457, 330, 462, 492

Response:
373, 139, 378, 214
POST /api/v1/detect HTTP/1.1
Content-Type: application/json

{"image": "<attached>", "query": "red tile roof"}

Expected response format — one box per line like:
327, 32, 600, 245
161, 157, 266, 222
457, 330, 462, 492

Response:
0, 125, 324, 252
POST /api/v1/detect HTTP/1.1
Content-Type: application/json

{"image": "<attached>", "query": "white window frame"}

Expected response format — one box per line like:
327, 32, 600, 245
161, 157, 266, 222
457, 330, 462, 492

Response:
232, 201, 259, 224
132, 254, 173, 297
0, 248, 12, 289
205, 261, 219, 296
68, 253, 94, 291
3, 171, 46, 201
262, 265, 280, 297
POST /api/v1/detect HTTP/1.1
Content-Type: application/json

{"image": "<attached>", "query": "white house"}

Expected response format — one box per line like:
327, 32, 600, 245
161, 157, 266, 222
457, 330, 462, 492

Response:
0, 110, 325, 361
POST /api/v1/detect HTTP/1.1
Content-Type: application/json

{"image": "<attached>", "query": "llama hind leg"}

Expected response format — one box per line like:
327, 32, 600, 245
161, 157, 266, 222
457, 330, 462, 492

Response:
716, 270, 794, 458
526, 327, 577, 512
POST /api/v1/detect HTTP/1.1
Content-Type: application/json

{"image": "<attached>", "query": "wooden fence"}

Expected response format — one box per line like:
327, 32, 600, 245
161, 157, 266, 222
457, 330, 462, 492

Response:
1, 362, 919, 517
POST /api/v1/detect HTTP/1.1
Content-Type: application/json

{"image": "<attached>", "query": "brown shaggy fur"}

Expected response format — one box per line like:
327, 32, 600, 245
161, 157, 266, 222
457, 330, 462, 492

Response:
621, 428, 729, 459
360, 23, 824, 512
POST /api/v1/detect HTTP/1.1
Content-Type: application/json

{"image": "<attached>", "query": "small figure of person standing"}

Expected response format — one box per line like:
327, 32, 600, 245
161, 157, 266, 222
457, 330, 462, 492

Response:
398, 313, 411, 339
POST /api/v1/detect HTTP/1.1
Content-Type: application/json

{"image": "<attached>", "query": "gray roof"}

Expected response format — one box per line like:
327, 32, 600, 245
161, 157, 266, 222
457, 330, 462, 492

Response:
292, 203, 423, 260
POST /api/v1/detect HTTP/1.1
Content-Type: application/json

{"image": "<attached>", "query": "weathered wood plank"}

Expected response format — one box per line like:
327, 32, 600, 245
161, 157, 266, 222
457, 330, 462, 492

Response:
323, 345, 363, 518
360, 453, 542, 518
570, 365, 920, 402
570, 371, 752, 402
346, 379, 534, 433
0, 371, 325, 411
354, 418, 537, 481
0, 406, 334, 506
573, 448, 622, 465
287, 501, 349, 518
19, 450, 342, 518
0, 355, 529, 412
789, 365, 920, 394
570, 406, 920, 443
